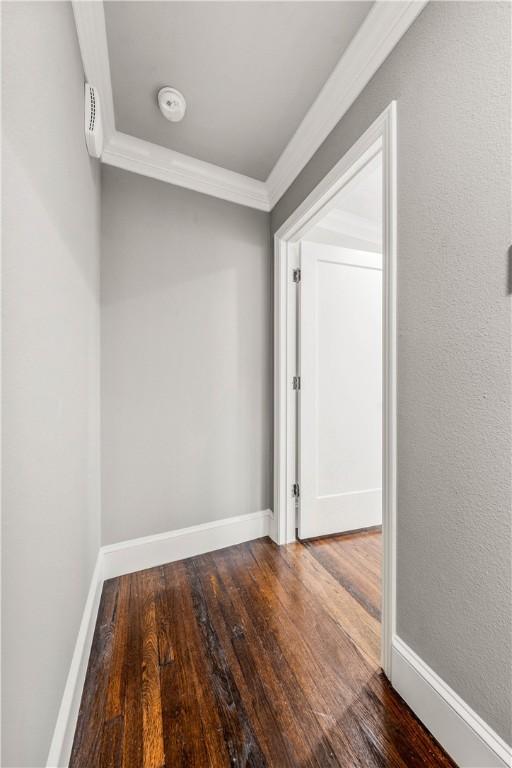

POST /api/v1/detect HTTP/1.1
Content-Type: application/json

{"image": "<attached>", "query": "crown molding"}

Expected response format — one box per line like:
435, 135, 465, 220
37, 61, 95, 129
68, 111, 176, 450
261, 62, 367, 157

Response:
72, 0, 270, 210
103, 131, 270, 210
73, 0, 427, 212
72, 1, 115, 142
266, 0, 427, 208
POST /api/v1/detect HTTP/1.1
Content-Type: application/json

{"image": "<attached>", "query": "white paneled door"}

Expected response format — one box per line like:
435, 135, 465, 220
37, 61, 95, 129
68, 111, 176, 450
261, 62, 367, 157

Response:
298, 241, 382, 539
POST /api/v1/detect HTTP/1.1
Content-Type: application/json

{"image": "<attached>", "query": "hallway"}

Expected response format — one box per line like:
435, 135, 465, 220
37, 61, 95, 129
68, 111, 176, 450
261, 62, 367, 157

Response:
3, 2, 511, 765
70, 531, 454, 767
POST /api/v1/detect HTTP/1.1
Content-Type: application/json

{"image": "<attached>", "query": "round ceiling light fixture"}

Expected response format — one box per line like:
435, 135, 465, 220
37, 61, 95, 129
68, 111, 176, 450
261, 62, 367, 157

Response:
157, 86, 186, 122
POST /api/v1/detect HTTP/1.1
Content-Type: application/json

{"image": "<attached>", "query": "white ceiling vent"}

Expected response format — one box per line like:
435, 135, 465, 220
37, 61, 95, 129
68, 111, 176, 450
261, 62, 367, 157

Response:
157, 87, 186, 123
84, 83, 103, 158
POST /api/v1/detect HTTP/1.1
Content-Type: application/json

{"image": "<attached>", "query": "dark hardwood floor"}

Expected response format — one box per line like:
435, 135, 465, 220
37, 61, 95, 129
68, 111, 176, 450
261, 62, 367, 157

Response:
70, 530, 455, 767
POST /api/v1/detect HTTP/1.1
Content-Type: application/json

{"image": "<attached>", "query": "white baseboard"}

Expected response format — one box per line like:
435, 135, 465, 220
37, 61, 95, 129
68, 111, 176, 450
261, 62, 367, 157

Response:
47, 509, 272, 766
392, 636, 512, 768
102, 509, 272, 580
46, 554, 104, 768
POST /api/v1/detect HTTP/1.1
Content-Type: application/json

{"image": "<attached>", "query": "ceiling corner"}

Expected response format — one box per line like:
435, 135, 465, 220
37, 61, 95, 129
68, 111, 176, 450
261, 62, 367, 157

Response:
73, 0, 427, 212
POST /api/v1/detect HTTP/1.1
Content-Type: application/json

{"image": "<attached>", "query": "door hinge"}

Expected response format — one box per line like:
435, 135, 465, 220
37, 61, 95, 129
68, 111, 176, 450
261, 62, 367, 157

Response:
292, 483, 300, 499
292, 375, 301, 390
292, 268, 301, 283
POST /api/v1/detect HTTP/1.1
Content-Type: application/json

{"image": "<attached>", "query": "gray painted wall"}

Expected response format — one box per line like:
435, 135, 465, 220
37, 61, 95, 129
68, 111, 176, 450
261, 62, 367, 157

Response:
272, 1, 512, 743
1, 3, 101, 765
101, 167, 272, 545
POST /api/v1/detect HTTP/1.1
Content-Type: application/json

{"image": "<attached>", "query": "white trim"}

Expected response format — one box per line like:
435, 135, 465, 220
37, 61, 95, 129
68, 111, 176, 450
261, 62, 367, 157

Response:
46, 554, 104, 768
273, 103, 397, 677
102, 509, 272, 580
392, 637, 512, 768
71, 1, 270, 210
267, 1, 426, 207
72, 1, 115, 143
102, 131, 270, 211
71, 1, 424, 210
47, 509, 271, 766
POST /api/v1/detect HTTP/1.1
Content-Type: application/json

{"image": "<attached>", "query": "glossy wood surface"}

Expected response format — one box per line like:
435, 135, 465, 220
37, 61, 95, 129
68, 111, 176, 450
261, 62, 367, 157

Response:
70, 531, 454, 767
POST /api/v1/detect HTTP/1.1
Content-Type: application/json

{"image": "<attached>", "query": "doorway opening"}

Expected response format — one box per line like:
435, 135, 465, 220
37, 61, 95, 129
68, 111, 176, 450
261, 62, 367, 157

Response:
299, 150, 383, 540
273, 103, 397, 675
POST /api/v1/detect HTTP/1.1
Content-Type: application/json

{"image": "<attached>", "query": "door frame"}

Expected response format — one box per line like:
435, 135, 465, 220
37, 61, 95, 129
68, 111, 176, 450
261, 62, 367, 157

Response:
272, 102, 397, 675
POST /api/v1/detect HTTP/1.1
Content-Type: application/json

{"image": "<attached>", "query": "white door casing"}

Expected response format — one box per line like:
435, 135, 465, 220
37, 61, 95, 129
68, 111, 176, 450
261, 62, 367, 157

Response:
273, 102, 397, 675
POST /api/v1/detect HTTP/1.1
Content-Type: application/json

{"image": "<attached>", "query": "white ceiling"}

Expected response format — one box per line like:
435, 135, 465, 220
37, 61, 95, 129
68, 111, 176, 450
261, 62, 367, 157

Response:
73, 1, 425, 209
104, 2, 373, 180
305, 151, 382, 251
328, 151, 382, 226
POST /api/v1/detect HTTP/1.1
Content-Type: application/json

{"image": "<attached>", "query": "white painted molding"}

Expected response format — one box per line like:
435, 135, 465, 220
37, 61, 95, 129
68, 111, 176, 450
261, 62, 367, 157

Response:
72, 1, 115, 143
46, 554, 104, 768
274, 102, 397, 677
72, 1, 270, 210
102, 509, 272, 580
266, 1, 427, 207
392, 636, 512, 768
102, 131, 270, 211
72, 0, 425, 210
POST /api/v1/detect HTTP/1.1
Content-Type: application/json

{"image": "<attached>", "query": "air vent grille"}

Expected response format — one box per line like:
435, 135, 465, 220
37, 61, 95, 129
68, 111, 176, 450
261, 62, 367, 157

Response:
88, 86, 96, 132
84, 82, 103, 158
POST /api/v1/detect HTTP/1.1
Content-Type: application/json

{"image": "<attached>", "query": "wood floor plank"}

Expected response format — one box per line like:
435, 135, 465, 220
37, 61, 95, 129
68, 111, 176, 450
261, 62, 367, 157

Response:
99, 714, 124, 768
217, 542, 384, 767
305, 533, 382, 619
248, 538, 377, 693
139, 569, 165, 768
70, 578, 118, 768
159, 560, 221, 767
245, 540, 412, 767
276, 539, 380, 665
247, 539, 453, 767
185, 557, 267, 766
105, 575, 130, 722
70, 531, 456, 768
363, 672, 455, 767
121, 574, 143, 768
193, 552, 297, 765
206, 546, 342, 767
167, 560, 233, 767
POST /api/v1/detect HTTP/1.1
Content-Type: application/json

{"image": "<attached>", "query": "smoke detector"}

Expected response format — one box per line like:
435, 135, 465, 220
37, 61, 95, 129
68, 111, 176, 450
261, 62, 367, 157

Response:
84, 83, 103, 158
157, 87, 186, 123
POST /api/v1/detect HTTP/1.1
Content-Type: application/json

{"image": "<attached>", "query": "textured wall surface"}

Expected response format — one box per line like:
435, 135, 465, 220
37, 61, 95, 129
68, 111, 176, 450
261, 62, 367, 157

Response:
101, 167, 272, 545
1, 3, 101, 765
272, 1, 511, 743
